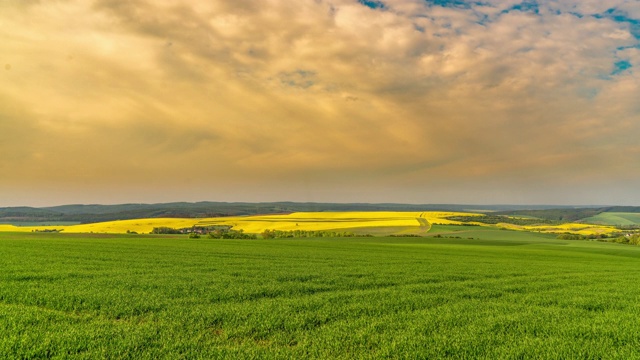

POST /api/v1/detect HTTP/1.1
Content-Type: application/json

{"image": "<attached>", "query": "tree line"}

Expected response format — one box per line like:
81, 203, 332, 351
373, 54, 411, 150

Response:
446, 215, 558, 226
261, 229, 366, 239
557, 233, 640, 245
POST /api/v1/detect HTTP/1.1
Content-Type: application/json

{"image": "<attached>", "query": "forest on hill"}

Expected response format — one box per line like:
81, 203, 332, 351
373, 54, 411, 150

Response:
1, 202, 638, 225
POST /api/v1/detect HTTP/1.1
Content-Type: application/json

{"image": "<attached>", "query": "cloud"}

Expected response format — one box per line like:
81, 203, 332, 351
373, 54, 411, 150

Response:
1, 0, 639, 205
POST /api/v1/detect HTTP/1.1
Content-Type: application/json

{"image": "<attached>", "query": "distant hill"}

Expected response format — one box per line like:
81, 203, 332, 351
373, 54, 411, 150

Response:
495, 206, 640, 223
1, 202, 637, 225
580, 212, 640, 227
0, 206, 61, 221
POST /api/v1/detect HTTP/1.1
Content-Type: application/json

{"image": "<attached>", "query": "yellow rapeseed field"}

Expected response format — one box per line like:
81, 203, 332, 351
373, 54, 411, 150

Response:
496, 222, 618, 235
0, 211, 467, 234
0, 218, 202, 234
0, 211, 616, 236
421, 211, 483, 225
197, 212, 429, 233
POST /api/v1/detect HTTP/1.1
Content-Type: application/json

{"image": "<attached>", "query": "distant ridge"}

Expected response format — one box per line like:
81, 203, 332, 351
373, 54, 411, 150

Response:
0, 202, 634, 224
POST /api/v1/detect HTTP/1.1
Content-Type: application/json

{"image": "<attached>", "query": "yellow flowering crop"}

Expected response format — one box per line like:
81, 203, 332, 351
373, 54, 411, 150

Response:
0, 211, 616, 236
496, 222, 618, 235
0, 212, 437, 234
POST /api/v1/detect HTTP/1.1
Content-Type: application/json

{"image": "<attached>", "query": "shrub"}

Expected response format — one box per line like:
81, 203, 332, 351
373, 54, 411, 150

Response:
150, 227, 182, 234
209, 228, 256, 239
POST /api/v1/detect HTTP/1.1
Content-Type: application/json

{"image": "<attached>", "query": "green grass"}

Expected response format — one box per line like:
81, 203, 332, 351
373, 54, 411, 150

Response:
582, 212, 640, 226
427, 224, 560, 242
3, 231, 640, 358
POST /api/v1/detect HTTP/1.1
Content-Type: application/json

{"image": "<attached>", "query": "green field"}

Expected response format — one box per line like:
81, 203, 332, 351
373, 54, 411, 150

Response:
3, 229, 640, 358
582, 212, 640, 226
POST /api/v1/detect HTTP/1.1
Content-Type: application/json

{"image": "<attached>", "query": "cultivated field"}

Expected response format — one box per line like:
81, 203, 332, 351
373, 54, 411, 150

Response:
0, 211, 470, 236
495, 222, 617, 236
2, 229, 640, 358
0, 211, 618, 236
582, 212, 640, 226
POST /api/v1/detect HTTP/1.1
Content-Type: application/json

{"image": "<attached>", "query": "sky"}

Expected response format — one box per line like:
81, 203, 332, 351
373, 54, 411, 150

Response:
1, 0, 640, 207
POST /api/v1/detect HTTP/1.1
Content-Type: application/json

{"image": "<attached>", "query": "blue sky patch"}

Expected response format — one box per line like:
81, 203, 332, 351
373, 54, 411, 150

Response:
595, 8, 640, 39
426, 0, 471, 9
612, 60, 632, 75
504, 1, 540, 15
424, 0, 474, 9
358, 0, 386, 10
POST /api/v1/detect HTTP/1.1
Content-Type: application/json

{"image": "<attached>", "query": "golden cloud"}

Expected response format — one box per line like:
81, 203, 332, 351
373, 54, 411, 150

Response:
1, 0, 639, 205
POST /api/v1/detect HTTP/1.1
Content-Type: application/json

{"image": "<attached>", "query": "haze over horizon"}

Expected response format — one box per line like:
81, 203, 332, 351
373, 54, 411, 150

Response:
2, 0, 640, 207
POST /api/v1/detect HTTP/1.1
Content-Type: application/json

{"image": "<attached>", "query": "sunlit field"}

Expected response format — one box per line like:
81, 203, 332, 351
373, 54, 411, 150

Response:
496, 222, 618, 236
3, 229, 640, 358
0, 211, 472, 236
0, 211, 617, 236
581, 212, 640, 226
